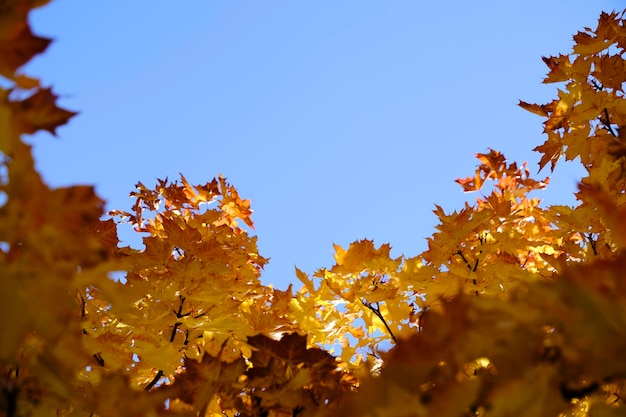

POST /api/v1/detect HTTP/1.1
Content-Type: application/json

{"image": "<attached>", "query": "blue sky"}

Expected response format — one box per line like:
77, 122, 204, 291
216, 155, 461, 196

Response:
27, 1, 621, 289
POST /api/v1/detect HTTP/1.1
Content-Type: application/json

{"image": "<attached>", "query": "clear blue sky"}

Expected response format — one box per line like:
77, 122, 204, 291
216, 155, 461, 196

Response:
27, 1, 621, 289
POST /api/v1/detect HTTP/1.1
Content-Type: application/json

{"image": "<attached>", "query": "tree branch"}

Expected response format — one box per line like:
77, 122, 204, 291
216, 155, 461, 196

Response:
170, 322, 182, 342
585, 233, 598, 256
144, 370, 164, 391
601, 108, 618, 137
454, 250, 472, 270
362, 300, 396, 343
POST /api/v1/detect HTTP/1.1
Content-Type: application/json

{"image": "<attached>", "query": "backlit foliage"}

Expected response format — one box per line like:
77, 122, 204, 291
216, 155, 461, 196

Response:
2, 2, 626, 416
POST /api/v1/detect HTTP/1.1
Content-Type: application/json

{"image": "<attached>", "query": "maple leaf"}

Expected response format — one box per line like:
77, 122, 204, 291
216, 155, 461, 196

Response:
518, 99, 553, 117
216, 174, 255, 230
572, 11, 622, 56
0, 0, 51, 81
593, 54, 626, 92
247, 333, 332, 368
7, 87, 77, 135
89, 218, 120, 253
173, 350, 246, 414
7, 3, 626, 417
243, 333, 350, 416
533, 133, 563, 172
540, 54, 572, 83
330, 239, 401, 276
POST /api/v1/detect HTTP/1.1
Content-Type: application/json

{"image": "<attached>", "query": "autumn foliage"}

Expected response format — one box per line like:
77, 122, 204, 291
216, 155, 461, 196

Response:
3, 2, 626, 416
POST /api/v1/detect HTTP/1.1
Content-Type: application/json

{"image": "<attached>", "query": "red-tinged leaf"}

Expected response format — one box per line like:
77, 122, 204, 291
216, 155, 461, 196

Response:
456, 171, 485, 192
173, 351, 246, 413
593, 54, 626, 91
9, 88, 77, 135
193, 177, 220, 203
475, 149, 506, 174
247, 333, 327, 366
13, 74, 40, 89
90, 218, 120, 253
518, 100, 551, 117
533, 135, 563, 172
573, 11, 621, 56
0, 20, 51, 79
541, 55, 571, 83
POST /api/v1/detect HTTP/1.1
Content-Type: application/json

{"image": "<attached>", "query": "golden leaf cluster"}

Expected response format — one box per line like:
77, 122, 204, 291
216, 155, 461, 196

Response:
3, 3, 626, 417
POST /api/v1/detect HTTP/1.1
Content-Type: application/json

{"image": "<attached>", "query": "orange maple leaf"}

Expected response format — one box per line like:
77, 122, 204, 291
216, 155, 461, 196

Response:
573, 11, 622, 56
540, 55, 572, 84
0, 0, 51, 80
518, 100, 553, 117
8, 88, 77, 135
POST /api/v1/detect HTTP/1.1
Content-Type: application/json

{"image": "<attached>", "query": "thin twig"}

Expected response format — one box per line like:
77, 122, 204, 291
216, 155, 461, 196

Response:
590, 78, 604, 91
170, 322, 182, 342
602, 108, 618, 137
453, 250, 472, 270
144, 370, 164, 391
585, 233, 598, 256
173, 295, 191, 318
78, 292, 86, 317
362, 300, 397, 343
